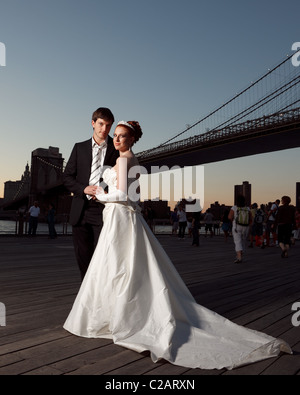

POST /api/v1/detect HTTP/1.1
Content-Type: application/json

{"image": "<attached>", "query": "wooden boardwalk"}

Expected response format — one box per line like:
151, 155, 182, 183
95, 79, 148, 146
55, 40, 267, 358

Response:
0, 233, 299, 376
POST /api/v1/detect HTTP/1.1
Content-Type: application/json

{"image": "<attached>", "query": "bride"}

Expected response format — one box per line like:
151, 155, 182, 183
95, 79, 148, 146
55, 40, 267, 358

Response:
63, 120, 292, 370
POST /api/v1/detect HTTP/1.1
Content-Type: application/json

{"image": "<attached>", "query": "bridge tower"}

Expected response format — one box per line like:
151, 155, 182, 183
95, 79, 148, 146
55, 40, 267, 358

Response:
29, 146, 64, 206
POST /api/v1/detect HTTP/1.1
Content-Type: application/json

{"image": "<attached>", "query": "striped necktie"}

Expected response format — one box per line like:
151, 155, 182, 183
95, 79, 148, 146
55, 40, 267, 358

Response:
89, 142, 106, 186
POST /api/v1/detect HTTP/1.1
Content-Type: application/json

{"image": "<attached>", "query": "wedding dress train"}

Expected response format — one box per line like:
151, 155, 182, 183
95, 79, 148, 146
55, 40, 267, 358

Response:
63, 167, 292, 370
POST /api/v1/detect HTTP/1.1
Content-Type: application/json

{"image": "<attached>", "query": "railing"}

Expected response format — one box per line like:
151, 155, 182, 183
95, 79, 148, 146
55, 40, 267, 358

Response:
137, 107, 300, 160
13, 212, 71, 236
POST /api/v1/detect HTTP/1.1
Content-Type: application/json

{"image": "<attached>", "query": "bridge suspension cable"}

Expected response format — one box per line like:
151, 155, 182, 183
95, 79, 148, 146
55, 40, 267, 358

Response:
209, 75, 300, 132
36, 156, 67, 171
138, 52, 299, 158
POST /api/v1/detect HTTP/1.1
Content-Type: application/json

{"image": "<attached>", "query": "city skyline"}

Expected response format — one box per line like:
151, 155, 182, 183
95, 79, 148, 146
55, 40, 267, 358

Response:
0, 1, 299, 206
2, 147, 299, 212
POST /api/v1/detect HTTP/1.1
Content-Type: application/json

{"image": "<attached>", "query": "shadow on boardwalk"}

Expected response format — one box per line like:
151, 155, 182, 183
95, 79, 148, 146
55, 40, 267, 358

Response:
0, 234, 299, 376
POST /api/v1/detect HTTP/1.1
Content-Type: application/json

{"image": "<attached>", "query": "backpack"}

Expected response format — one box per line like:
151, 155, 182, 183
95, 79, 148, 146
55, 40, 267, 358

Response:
235, 207, 250, 226
254, 209, 264, 224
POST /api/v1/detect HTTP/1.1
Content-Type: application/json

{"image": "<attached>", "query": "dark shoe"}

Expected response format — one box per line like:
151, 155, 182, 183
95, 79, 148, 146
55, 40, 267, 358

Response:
234, 258, 242, 263
281, 250, 288, 258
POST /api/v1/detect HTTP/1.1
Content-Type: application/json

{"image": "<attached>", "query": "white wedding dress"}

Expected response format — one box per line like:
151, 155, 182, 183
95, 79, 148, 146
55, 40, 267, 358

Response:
64, 167, 292, 370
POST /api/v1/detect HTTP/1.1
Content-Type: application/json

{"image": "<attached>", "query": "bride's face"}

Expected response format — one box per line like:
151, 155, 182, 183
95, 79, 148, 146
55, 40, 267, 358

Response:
113, 126, 134, 152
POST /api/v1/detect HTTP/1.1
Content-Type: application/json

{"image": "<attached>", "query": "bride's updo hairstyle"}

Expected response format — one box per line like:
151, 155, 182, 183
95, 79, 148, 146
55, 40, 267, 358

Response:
118, 121, 143, 145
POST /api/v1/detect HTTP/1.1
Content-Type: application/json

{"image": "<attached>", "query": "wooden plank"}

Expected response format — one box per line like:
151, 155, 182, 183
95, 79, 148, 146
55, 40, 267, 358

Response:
65, 348, 148, 375
0, 235, 299, 375
0, 336, 112, 375
104, 355, 164, 375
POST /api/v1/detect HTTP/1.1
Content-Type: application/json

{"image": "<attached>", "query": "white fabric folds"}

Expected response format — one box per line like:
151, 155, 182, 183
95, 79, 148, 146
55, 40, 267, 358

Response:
64, 168, 292, 370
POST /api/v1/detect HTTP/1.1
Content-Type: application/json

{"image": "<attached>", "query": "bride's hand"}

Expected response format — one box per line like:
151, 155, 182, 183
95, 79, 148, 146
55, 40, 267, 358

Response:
95, 186, 104, 195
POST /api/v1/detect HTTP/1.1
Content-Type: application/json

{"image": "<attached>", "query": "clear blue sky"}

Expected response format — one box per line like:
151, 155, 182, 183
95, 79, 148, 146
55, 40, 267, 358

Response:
0, 0, 299, 208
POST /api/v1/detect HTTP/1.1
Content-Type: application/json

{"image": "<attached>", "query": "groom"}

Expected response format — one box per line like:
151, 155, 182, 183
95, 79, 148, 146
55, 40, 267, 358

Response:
63, 107, 119, 280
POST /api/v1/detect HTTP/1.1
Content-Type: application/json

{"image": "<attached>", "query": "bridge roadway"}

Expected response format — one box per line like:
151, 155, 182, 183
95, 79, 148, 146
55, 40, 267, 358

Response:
0, 234, 299, 376
138, 110, 300, 171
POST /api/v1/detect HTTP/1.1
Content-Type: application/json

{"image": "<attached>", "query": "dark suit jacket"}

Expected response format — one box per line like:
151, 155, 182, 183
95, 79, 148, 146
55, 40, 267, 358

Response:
63, 135, 119, 226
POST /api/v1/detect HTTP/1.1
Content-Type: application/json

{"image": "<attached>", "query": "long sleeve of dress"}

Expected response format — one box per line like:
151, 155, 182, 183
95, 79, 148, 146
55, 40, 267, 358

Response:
95, 157, 128, 203
95, 188, 127, 203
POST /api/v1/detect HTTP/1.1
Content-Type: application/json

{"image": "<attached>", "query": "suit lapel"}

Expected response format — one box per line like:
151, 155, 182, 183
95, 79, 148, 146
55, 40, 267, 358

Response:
83, 138, 93, 182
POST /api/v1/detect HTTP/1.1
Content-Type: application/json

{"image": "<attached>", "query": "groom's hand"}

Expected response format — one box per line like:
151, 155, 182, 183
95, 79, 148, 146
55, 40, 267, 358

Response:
84, 185, 98, 197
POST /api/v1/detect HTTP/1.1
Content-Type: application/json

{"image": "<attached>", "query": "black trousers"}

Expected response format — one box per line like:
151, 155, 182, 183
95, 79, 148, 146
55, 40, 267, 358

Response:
28, 216, 38, 235
178, 221, 187, 238
72, 219, 103, 281
192, 224, 200, 246
277, 223, 293, 245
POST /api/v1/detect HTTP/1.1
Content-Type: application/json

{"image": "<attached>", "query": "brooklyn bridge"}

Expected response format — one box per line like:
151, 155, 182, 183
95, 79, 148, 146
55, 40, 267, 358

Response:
1, 53, 300, 217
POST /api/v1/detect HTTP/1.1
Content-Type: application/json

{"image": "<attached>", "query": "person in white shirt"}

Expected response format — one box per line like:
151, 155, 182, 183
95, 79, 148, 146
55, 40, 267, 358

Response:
204, 209, 214, 237
264, 199, 280, 247
177, 204, 187, 239
28, 201, 40, 236
228, 195, 252, 263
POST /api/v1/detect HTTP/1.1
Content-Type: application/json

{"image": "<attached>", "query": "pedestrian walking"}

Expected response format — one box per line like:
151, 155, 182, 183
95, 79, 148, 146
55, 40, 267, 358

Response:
228, 195, 252, 263
27, 201, 40, 236
273, 196, 296, 258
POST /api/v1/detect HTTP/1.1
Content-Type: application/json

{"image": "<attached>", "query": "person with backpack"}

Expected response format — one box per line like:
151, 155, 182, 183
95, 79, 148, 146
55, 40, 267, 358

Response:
228, 195, 252, 263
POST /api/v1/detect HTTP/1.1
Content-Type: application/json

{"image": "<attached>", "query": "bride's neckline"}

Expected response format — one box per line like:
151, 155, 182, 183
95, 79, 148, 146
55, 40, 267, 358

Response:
103, 167, 117, 174
107, 166, 139, 178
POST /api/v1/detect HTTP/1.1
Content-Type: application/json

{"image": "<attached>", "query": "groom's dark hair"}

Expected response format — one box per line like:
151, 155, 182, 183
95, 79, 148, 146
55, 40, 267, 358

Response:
92, 107, 114, 123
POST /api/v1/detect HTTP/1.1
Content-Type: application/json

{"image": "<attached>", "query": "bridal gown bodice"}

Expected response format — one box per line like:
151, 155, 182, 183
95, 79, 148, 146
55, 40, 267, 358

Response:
101, 166, 140, 209
64, 167, 292, 370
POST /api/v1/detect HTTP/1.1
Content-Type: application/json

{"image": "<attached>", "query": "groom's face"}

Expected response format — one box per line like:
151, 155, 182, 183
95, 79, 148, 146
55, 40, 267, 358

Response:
92, 117, 113, 144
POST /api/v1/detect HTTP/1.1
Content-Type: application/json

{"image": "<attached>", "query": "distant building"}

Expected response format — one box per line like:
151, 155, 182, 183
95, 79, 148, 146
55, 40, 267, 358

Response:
1, 146, 71, 219
3, 163, 30, 202
209, 201, 231, 220
234, 181, 251, 206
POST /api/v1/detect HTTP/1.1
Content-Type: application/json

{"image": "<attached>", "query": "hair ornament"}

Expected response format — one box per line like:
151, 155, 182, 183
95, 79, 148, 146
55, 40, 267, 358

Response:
117, 121, 135, 132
